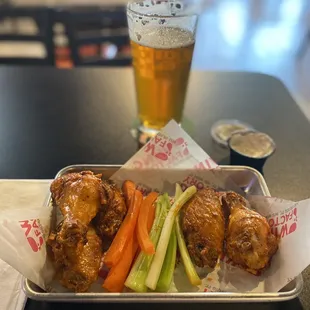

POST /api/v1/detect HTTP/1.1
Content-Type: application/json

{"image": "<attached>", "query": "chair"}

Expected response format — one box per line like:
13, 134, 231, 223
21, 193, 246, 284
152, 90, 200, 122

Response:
62, 6, 131, 67
0, 6, 55, 66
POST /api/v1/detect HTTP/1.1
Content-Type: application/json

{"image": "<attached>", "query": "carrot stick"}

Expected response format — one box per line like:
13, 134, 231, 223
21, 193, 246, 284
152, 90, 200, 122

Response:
103, 235, 139, 292
104, 189, 143, 267
137, 192, 158, 255
134, 195, 156, 258
122, 180, 136, 207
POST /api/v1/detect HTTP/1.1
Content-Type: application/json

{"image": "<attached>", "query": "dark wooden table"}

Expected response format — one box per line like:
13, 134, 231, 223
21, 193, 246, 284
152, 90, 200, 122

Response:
0, 67, 309, 309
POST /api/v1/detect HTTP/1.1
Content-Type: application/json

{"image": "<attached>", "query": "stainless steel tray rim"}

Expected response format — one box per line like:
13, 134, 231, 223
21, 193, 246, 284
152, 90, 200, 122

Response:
23, 276, 303, 303
23, 164, 303, 302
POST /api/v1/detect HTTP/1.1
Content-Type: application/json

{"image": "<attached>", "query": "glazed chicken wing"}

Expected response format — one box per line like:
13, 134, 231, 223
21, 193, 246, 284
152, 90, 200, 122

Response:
50, 171, 103, 246
223, 192, 278, 275
181, 187, 225, 269
95, 180, 127, 238
51, 170, 103, 225
49, 226, 102, 292
48, 171, 130, 292
48, 171, 104, 292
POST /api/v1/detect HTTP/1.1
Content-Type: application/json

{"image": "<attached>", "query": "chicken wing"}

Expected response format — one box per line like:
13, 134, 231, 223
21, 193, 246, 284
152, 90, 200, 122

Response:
49, 226, 102, 292
51, 170, 103, 225
223, 192, 278, 275
48, 171, 105, 291
95, 180, 127, 239
181, 187, 225, 269
50, 171, 103, 246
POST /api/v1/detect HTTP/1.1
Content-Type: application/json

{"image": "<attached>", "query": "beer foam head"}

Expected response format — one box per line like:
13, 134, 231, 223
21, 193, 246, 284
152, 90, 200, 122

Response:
127, 1, 197, 49
130, 26, 195, 49
128, 0, 202, 16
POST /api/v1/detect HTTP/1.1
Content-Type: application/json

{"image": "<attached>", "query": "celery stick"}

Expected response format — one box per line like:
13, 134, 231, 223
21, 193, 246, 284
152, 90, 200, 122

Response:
156, 226, 177, 292
176, 215, 201, 286
155, 197, 161, 218
125, 194, 169, 292
175, 183, 183, 200
175, 185, 202, 286
145, 186, 197, 290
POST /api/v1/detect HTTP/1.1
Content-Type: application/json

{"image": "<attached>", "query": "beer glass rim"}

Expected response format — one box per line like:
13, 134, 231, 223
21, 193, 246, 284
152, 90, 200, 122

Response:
126, 2, 198, 19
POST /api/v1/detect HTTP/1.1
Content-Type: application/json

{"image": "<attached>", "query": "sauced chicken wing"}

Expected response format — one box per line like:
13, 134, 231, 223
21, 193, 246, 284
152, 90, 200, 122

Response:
50, 171, 104, 247
95, 180, 127, 238
51, 171, 103, 226
223, 192, 278, 275
48, 171, 104, 292
49, 226, 102, 292
181, 187, 225, 269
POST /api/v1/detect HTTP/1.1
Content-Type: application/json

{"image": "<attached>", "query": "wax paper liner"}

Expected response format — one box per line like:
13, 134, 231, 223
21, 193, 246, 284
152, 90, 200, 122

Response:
111, 120, 310, 293
0, 120, 309, 294
0, 204, 54, 290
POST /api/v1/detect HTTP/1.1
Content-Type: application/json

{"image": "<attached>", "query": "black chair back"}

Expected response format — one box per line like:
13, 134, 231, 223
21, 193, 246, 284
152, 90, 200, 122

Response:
62, 6, 131, 67
0, 6, 55, 66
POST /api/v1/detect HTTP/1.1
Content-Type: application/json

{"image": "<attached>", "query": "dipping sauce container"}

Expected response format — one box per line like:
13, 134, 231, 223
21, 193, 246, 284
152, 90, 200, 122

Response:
228, 131, 276, 174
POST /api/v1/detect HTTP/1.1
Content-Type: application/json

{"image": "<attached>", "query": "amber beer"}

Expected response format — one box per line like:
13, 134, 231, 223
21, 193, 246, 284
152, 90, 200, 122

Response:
131, 26, 195, 130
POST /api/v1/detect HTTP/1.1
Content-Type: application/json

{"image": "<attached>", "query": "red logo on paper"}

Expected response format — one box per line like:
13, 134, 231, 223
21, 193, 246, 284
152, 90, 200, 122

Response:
144, 135, 189, 162
194, 158, 218, 169
19, 219, 44, 252
181, 175, 205, 191
268, 207, 297, 238
203, 285, 222, 292
133, 135, 192, 169
175, 137, 189, 156
144, 135, 173, 161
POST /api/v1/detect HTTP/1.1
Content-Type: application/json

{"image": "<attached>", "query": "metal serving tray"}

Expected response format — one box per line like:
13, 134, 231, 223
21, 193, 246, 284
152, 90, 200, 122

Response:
23, 165, 303, 303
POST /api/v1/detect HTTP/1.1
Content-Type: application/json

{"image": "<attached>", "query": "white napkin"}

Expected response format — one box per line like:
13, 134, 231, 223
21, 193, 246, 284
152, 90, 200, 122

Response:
0, 180, 51, 310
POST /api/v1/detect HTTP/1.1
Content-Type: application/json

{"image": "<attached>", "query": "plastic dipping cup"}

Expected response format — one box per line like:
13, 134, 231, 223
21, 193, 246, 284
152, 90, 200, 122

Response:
228, 131, 276, 174
211, 119, 254, 147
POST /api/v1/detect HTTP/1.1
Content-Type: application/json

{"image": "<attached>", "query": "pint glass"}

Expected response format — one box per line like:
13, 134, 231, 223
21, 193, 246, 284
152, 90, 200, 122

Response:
127, 1, 198, 132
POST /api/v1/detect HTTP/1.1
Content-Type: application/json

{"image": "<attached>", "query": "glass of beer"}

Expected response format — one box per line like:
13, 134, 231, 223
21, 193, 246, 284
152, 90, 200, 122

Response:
127, 0, 198, 134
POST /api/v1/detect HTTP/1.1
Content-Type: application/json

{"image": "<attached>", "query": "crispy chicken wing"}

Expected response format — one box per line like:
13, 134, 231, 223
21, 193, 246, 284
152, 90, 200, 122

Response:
48, 171, 104, 291
49, 226, 102, 292
51, 171, 103, 225
50, 171, 103, 247
95, 180, 127, 238
223, 192, 278, 275
181, 187, 225, 268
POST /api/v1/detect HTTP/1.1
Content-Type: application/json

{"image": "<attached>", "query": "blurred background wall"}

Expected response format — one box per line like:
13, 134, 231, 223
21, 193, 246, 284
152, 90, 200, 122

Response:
1, 0, 310, 120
